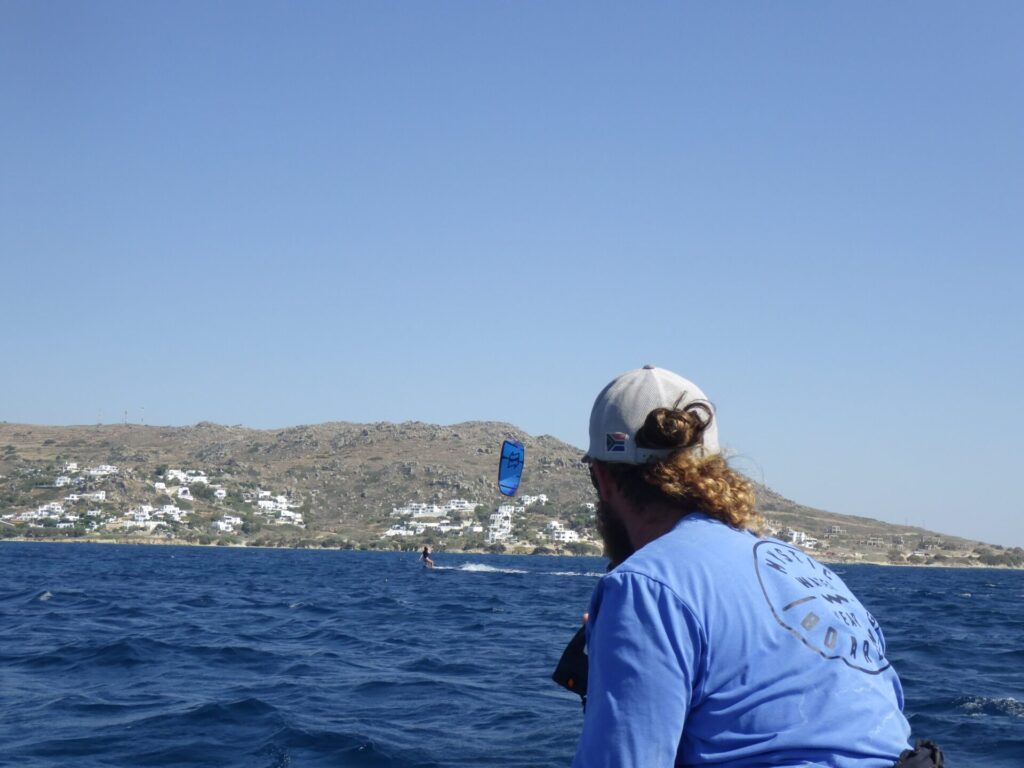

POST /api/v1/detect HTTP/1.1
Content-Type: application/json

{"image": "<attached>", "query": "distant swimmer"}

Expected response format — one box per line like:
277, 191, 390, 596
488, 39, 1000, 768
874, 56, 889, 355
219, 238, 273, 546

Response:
421, 546, 434, 568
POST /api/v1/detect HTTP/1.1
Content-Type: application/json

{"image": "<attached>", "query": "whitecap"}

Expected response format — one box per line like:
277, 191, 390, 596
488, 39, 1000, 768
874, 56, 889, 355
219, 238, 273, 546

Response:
457, 563, 527, 574
957, 696, 1024, 718
37, 591, 53, 602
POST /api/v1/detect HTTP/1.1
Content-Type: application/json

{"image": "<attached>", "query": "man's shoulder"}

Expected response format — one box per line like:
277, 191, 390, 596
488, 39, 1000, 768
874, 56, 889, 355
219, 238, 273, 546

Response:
606, 516, 762, 601
641, 514, 757, 563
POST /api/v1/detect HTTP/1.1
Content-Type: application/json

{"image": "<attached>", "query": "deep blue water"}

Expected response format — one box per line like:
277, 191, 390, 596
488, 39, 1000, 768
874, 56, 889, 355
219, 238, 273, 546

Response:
1, 543, 1021, 767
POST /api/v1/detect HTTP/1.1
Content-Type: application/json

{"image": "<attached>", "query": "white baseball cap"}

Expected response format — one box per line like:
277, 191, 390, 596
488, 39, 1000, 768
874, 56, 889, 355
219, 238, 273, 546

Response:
584, 365, 720, 464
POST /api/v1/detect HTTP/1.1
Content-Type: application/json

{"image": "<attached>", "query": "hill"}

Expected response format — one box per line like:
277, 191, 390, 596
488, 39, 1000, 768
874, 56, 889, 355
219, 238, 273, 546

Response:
1, 421, 1019, 567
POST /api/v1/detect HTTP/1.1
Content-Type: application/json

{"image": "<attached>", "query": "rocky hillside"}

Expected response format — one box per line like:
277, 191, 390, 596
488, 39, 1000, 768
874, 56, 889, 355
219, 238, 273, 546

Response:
1, 421, 1019, 567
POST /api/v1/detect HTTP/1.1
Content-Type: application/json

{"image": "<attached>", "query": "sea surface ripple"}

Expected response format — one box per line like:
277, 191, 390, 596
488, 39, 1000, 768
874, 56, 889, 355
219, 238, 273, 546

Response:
1, 543, 1021, 767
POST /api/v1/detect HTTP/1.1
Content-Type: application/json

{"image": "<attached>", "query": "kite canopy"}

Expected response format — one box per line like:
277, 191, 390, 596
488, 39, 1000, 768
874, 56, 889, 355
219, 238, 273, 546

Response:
498, 440, 524, 496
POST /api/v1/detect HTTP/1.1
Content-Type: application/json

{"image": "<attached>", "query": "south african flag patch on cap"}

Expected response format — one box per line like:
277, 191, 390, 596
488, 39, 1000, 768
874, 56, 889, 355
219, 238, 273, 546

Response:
606, 432, 627, 452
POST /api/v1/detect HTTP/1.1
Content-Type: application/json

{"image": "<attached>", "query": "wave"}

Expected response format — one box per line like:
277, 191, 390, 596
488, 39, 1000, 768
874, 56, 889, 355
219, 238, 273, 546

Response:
5, 543, 1022, 768
398, 655, 484, 676
956, 696, 1024, 718
454, 563, 527, 574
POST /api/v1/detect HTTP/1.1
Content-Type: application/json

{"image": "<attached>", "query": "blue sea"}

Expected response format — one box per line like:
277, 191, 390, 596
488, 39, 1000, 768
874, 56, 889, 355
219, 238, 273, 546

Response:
1, 543, 1022, 767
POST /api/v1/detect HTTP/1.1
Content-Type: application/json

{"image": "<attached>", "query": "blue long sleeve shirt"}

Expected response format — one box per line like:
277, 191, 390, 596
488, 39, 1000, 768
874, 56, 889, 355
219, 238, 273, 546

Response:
572, 514, 911, 768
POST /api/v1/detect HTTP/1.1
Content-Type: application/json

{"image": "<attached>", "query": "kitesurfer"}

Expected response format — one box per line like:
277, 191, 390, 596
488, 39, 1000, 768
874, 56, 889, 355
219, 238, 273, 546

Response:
571, 365, 939, 768
421, 545, 434, 568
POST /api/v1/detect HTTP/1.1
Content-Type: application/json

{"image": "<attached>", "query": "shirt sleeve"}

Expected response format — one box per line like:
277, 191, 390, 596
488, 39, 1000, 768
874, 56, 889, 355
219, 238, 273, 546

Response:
571, 571, 704, 768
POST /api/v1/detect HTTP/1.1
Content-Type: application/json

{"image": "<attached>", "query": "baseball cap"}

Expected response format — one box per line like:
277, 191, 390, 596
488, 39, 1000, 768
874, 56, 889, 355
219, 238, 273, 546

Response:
584, 365, 720, 464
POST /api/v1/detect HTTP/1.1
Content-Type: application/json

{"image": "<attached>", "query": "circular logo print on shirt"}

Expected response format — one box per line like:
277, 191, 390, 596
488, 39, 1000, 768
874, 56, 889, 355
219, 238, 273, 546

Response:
753, 540, 890, 674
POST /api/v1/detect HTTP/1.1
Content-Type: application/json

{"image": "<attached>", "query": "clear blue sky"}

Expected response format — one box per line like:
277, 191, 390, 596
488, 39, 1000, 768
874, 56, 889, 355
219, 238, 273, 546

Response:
2, 2, 1021, 546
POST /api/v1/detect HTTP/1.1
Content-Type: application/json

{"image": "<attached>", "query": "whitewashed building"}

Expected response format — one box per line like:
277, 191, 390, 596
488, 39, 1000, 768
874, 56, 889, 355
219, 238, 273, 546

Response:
546, 521, 580, 544
443, 499, 478, 514
487, 505, 521, 544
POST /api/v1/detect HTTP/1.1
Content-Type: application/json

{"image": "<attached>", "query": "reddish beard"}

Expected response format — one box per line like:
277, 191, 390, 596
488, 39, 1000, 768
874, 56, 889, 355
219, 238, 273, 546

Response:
596, 499, 635, 568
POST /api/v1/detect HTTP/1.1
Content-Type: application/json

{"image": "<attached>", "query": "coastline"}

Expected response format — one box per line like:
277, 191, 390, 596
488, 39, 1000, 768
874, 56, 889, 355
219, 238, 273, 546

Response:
2, 535, 1020, 570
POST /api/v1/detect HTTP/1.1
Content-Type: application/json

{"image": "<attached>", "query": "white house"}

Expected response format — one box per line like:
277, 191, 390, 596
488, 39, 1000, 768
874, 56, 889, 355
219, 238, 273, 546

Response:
63, 462, 79, 473
546, 521, 580, 543
86, 464, 118, 477
85, 491, 106, 502
159, 505, 183, 521
214, 488, 227, 500
166, 469, 187, 482
154, 482, 167, 491
177, 487, 192, 500
120, 519, 158, 532
407, 503, 444, 518
54, 476, 71, 487
487, 506, 519, 544
443, 499, 478, 514
787, 530, 820, 549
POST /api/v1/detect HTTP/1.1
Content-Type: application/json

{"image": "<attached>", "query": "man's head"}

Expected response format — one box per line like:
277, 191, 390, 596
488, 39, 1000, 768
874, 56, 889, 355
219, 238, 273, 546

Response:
585, 365, 719, 464
585, 366, 759, 565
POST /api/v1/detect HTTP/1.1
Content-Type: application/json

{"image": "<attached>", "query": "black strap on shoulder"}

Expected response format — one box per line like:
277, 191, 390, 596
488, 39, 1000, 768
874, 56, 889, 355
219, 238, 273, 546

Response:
894, 740, 944, 768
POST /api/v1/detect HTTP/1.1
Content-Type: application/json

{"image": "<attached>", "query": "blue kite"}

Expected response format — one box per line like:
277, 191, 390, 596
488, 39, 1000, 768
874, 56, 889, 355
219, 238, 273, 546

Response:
498, 440, 525, 496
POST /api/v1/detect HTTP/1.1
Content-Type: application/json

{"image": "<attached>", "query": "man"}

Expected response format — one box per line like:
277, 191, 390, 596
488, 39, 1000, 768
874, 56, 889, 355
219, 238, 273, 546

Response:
572, 365, 920, 768
421, 545, 434, 568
